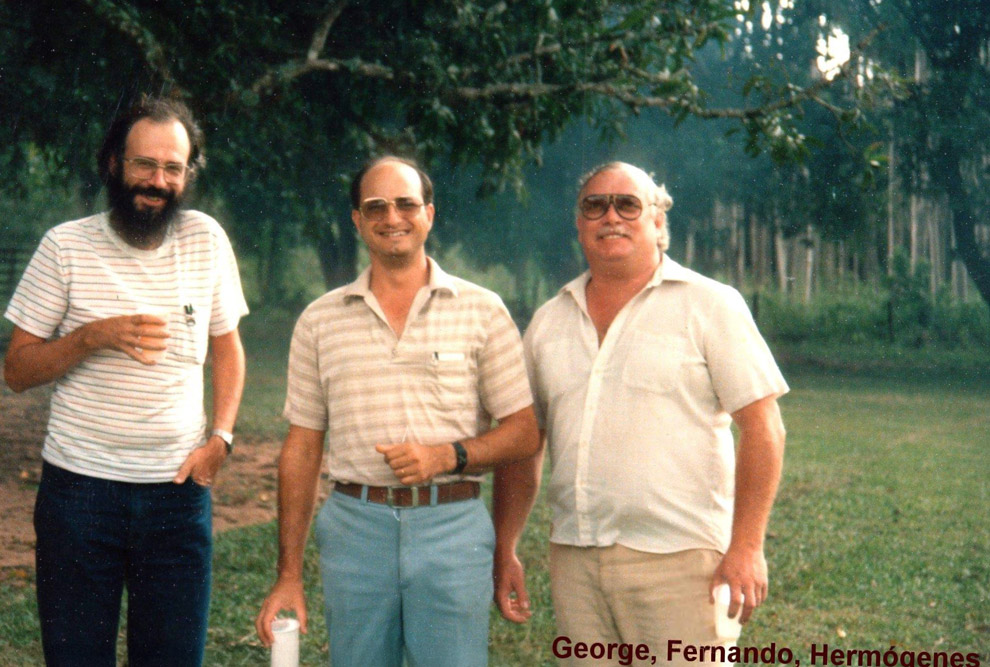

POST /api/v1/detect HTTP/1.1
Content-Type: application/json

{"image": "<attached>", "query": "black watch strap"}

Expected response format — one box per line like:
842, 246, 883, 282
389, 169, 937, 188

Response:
451, 441, 468, 474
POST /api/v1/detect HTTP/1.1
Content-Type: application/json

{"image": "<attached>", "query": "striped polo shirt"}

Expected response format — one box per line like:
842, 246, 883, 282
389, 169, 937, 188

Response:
283, 258, 533, 486
4, 211, 248, 482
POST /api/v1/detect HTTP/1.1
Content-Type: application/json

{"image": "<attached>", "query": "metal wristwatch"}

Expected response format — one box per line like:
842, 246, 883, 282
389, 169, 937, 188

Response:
211, 428, 234, 455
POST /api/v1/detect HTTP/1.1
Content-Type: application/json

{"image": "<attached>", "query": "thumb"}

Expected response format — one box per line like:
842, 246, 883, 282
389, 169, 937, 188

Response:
173, 456, 194, 484
375, 444, 391, 454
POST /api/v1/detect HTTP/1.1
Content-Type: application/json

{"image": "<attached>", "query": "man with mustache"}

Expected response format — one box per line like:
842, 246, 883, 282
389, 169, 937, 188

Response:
497, 162, 788, 665
255, 155, 539, 666
4, 95, 247, 666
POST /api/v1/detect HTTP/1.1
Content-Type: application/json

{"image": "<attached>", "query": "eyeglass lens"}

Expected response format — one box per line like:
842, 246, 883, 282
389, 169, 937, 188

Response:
360, 198, 424, 221
126, 157, 187, 183
580, 194, 643, 220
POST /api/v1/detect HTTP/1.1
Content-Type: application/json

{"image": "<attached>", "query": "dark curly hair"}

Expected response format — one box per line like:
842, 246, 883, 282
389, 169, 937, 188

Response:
97, 95, 206, 185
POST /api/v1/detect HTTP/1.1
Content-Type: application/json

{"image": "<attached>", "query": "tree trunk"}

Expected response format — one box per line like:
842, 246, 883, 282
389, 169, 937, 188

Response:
774, 223, 788, 294
932, 138, 990, 309
887, 137, 895, 276
316, 219, 359, 290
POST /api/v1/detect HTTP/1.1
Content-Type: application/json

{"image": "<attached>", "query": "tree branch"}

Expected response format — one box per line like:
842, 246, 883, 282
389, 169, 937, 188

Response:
79, 0, 175, 86
249, 57, 394, 98
308, 1, 348, 61
453, 27, 883, 121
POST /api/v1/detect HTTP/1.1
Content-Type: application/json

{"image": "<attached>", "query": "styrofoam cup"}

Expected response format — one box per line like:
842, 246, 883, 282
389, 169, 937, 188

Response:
271, 617, 300, 667
713, 583, 742, 639
135, 310, 169, 362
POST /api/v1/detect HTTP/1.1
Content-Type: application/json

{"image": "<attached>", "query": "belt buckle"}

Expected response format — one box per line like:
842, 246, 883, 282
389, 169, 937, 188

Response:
385, 486, 419, 508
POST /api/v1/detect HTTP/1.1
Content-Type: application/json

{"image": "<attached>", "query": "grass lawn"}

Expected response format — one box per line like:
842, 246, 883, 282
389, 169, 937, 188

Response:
1, 339, 987, 664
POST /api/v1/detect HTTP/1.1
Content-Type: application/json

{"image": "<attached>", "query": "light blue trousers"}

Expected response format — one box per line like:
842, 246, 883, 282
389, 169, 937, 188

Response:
315, 490, 495, 667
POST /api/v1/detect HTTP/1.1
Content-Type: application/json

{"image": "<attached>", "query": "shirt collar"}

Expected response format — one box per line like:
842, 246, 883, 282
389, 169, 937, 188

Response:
560, 253, 690, 303
343, 256, 459, 301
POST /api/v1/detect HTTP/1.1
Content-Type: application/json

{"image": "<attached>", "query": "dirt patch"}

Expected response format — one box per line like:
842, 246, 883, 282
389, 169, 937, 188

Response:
0, 381, 289, 572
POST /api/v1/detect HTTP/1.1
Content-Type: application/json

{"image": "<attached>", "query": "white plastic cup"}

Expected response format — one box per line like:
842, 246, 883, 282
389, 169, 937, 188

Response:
271, 617, 300, 667
713, 584, 742, 639
135, 310, 169, 363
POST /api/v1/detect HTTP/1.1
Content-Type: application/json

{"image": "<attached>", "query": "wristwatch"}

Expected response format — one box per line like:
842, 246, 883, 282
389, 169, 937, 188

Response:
451, 441, 468, 474
211, 428, 234, 455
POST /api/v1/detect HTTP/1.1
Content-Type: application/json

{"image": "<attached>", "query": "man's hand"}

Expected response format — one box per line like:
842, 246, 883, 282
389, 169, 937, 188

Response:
494, 549, 532, 623
709, 546, 768, 625
83, 313, 170, 365
375, 442, 455, 485
4, 315, 169, 393
255, 578, 308, 647
173, 435, 228, 486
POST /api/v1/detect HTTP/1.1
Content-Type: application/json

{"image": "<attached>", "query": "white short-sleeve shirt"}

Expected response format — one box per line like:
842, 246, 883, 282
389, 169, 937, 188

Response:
524, 256, 788, 554
4, 211, 248, 482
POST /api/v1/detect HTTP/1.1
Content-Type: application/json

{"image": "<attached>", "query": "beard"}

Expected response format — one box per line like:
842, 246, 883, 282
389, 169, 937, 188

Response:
106, 170, 185, 246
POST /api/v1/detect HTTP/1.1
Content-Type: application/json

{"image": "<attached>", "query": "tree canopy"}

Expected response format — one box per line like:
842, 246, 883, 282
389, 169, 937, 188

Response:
1, 0, 879, 303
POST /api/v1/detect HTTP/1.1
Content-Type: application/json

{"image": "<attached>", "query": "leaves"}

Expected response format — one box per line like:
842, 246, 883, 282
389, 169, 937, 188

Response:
1, 0, 888, 295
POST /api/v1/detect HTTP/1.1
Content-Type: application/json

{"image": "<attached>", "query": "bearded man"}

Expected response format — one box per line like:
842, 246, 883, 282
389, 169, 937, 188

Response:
3, 95, 248, 666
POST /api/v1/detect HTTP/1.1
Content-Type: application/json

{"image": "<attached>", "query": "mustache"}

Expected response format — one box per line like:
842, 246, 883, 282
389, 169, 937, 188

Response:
132, 185, 173, 200
597, 224, 630, 237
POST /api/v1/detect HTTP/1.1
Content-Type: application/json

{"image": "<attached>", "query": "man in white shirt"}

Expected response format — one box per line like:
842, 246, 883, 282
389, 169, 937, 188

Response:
495, 162, 788, 665
4, 96, 247, 666
255, 156, 539, 666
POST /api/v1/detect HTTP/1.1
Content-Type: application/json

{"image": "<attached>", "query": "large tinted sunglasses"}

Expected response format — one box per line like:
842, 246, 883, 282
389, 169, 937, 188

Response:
579, 194, 649, 221
359, 197, 425, 221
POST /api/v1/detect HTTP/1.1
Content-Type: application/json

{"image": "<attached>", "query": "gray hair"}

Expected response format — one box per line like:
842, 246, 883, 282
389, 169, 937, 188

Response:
577, 161, 673, 251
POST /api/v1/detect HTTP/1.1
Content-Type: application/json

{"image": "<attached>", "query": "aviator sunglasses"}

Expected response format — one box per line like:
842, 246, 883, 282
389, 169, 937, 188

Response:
579, 194, 654, 221
359, 197, 426, 221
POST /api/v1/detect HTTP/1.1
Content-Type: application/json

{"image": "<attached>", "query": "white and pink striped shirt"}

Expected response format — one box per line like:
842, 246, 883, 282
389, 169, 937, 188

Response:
5, 211, 248, 482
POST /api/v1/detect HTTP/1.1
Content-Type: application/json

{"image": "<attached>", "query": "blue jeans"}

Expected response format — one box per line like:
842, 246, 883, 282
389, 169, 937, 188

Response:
34, 462, 213, 666
315, 491, 495, 667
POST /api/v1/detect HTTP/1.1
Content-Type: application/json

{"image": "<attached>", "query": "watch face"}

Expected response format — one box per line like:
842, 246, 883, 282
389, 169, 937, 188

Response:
212, 430, 233, 452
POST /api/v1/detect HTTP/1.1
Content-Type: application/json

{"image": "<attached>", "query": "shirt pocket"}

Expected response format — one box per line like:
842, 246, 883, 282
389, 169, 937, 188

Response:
429, 350, 476, 407
167, 304, 209, 365
389, 349, 476, 409
621, 330, 690, 394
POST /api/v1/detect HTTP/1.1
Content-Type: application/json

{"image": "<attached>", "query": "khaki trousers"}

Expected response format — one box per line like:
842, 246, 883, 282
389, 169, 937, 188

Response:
549, 544, 741, 666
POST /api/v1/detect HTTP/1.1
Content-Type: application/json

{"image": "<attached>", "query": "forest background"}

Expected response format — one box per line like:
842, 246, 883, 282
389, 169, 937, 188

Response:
1, 2, 988, 663
1, 0, 989, 352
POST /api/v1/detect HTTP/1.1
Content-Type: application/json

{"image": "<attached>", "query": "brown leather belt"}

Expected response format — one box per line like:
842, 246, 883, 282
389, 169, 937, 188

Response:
334, 481, 480, 508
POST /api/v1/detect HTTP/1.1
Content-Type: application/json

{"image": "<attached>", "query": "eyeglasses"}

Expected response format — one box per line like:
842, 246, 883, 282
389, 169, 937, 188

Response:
579, 194, 652, 221
358, 197, 426, 221
123, 157, 190, 184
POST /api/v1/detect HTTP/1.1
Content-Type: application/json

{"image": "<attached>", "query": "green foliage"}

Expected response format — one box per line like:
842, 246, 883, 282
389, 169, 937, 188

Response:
884, 249, 932, 343
0, 0, 883, 302
0, 144, 90, 246
754, 280, 989, 349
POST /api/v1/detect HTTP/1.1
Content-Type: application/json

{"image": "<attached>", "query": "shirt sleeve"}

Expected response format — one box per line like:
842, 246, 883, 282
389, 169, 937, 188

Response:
522, 310, 548, 429
704, 286, 789, 414
208, 224, 249, 337
477, 300, 533, 421
282, 308, 330, 431
4, 231, 69, 339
